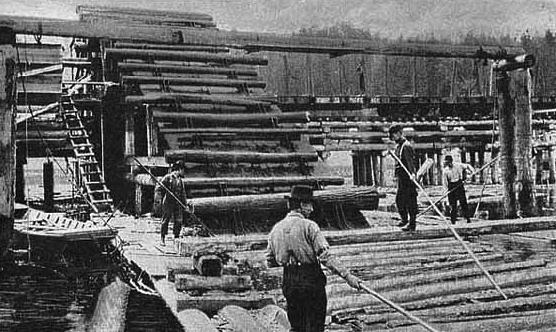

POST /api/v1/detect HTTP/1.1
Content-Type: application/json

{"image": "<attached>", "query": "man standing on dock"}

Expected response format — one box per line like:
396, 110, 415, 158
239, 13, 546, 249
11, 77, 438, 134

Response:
156, 161, 188, 246
389, 125, 419, 231
265, 185, 362, 332
443, 155, 474, 224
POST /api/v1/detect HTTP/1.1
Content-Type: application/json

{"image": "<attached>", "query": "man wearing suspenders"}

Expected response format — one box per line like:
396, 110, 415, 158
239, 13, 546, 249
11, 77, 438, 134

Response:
389, 125, 419, 231
155, 161, 188, 246
266, 186, 362, 332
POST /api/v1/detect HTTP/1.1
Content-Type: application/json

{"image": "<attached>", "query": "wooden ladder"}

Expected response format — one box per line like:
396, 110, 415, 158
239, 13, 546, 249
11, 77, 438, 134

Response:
59, 94, 113, 213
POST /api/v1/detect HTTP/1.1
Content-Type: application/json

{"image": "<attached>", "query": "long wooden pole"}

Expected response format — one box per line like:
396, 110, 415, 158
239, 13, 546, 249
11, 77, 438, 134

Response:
0, 27, 16, 261
388, 150, 508, 299
358, 283, 441, 332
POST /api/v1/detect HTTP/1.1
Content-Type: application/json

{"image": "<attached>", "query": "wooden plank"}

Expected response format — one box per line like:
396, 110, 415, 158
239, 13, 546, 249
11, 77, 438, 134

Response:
18, 64, 62, 77
174, 274, 252, 292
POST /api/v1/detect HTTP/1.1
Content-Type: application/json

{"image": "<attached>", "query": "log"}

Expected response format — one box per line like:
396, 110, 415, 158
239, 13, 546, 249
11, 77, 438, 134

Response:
160, 127, 321, 135
327, 259, 547, 297
174, 274, 252, 292
76, 4, 213, 22
114, 42, 228, 53
327, 267, 556, 312
215, 305, 265, 332
193, 254, 223, 276
154, 111, 309, 125
320, 141, 488, 152
124, 92, 271, 107
79, 12, 216, 28
106, 48, 268, 66
360, 293, 556, 328
254, 305, 290, 332
129, 174, 343, 188
175, 309, 217, 332
165, 149, 318, 164
175, 291, 275, 315
373, 308, 556, 332
122, 75, 267, 89
118, 62, 256, 77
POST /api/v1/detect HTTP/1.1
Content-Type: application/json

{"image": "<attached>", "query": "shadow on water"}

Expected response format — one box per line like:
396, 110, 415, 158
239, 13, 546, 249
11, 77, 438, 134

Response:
0, 245, 183, 331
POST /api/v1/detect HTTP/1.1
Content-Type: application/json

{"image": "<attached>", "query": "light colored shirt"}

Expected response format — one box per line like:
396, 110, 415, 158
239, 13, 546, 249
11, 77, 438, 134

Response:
444, 162, 475, 185
265, 211, 331, 267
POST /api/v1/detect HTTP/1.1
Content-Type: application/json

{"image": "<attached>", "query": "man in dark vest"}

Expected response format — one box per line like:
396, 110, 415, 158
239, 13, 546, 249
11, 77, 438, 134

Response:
155, 161, 188, 246
266, 185, 362, 332
389, 125, 419, 231
443, 155, 474, 224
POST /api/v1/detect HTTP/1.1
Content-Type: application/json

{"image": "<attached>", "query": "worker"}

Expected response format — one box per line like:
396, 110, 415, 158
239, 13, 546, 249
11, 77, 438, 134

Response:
443, 155, 475, 224
389, 125, 419, 231
155, 161, 188, 246
265, 185, 362, 332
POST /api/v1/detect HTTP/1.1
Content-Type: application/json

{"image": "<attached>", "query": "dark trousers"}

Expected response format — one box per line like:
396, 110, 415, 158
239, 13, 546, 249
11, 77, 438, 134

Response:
282, 264, 327, 332
448, 180, 470, 223
160, 205, 183, 239
396, 178, 418, 225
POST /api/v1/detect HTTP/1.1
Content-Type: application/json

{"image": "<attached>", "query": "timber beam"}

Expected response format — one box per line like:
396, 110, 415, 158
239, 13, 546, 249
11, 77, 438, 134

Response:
0, 15, 524, 58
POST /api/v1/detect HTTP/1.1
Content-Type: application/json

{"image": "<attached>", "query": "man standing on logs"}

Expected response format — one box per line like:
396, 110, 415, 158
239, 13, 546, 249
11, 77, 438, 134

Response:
155, 161, 188, 246
389, 125, 419, 231
265, 185, 362, 332
443, 155, 474, 224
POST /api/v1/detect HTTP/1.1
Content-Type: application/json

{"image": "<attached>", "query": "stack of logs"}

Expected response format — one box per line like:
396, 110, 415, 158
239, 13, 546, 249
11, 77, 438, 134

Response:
111, 34, 382, 231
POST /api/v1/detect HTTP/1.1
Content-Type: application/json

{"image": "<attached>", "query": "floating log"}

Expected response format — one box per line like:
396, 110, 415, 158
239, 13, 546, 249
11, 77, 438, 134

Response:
176, 309, 217, 332
130, 174, 343, 188
154, 111, 309, 126
125, 92, 270, 107
122, 75, 266, 89
175, 291, 275, 314
216, 305, 265, 332
254, 305, 290, 332
327, 267, 556, 313
327, 259, 547, 297
118, 62, 256, 77
165, 149, 318, 164
175, 274, 252, 292
106, 48, 268, 65
114, 42, 228, 53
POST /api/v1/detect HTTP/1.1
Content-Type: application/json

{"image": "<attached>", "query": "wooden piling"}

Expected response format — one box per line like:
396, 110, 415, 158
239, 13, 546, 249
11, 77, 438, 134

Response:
43, 161, 54, 212
124, 110, 135, 156
478, 149, 485, 183
0, 27, 16, 260
550, 146, 556, 184
372, 153, 380, 187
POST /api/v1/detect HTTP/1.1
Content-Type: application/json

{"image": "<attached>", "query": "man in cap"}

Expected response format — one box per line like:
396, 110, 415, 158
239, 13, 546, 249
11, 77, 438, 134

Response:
265, 185, 362, 332
443, 155, 475, 224
155, 161, 188, 246
389, 125, 418, 231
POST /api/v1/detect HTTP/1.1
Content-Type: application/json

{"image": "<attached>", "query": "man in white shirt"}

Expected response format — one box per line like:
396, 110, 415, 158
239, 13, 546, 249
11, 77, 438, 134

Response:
443, 155, 475, 224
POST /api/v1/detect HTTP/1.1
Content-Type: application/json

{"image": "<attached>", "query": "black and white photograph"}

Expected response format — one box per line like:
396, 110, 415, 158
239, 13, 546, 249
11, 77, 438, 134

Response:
1, 1, 556, 331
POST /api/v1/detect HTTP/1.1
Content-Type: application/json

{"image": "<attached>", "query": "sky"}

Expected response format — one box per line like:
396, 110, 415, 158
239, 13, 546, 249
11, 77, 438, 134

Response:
3, 0, 556, 39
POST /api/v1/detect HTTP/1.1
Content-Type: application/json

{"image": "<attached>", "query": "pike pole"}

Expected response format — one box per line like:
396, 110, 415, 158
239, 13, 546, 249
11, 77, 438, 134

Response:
388, 150, 508, 299
130, 156, 214, 237
417, 154, 501, 218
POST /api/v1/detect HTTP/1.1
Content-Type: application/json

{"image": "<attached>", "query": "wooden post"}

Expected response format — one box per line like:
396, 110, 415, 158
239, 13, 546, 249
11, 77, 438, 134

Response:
436, 152, 443, 185
478, 149, 485, 183
352, 152, 359, 186
549, 146, 556, 184
43, 161, 54, 213
412, 57, 417, 96
283, 54, 290, 95
384, 56, 389, 96
535, 149, 543, 185
470, 150, 477, 183
497, 71, 517, 218
450, 59, 457, 99
513, 68, 536, 216
124, 109, 135, 156
15, 150, 25, 203
145, 104, 158, 157
490, 149, 499, 184
372, 153, 380, 187
0, 27, 16, 261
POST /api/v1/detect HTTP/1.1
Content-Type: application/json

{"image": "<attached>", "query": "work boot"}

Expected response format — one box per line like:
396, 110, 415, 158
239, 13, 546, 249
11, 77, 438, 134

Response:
451, 219, 457, 225
401, 220, 416, 232
467, 218, 472, 223
396, 220, 409, 227
160, 237, 166, 246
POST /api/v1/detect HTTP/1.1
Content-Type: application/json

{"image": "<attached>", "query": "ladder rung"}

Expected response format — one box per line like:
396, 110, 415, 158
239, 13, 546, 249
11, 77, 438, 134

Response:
72, 143, 93, 148
86, 181, 104, 185
75, 152, 95, 157
91, 199, 113, 203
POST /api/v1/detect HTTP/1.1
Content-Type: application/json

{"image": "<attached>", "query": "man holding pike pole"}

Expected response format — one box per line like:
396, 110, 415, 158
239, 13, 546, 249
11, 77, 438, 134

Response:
389, 125, 419, 231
